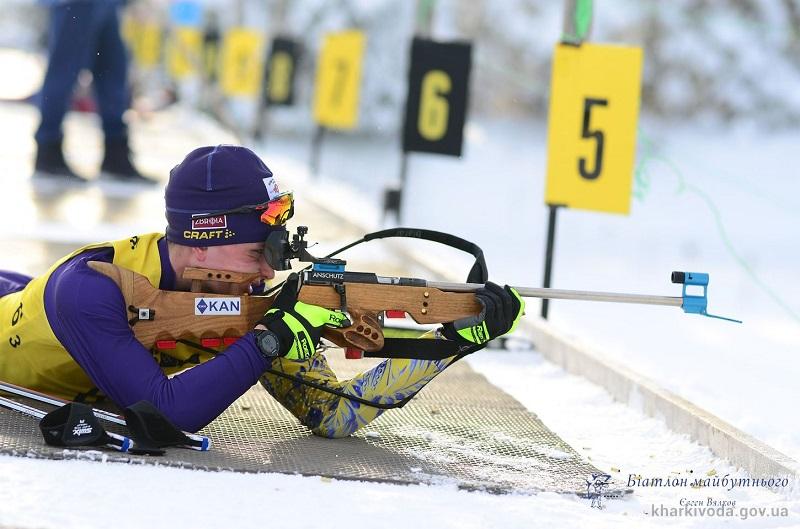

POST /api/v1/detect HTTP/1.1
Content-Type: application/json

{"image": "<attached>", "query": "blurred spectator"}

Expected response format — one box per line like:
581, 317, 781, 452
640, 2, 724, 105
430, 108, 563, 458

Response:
34, 0, 153, 184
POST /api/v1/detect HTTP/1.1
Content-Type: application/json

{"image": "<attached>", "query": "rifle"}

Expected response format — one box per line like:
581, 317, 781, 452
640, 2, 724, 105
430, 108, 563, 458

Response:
88, 226, 740, 360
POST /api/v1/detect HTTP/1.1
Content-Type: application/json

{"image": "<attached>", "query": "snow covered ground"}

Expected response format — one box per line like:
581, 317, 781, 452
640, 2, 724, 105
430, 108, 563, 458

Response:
1, 350, 798, 529
1, 45, 799, 528
1, 109, 798, 529
254, 115, 800, 465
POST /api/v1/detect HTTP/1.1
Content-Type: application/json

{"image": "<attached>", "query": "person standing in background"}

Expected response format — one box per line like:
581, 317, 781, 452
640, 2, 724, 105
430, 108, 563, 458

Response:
34, 0, 153, 184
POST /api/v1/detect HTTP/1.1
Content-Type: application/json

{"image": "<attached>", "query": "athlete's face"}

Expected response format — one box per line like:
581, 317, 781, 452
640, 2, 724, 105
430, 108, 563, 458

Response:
190, 242, 275, 294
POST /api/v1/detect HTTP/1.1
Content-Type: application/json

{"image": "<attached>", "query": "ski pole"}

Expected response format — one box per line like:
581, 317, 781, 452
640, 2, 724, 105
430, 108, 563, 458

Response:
0, 380, 123, 425
0, 380, 210, 451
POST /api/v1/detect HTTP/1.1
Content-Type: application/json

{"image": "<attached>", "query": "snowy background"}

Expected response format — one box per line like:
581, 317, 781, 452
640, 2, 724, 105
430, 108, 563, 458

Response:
162, 0, 799, 461
0, 0, 799, 527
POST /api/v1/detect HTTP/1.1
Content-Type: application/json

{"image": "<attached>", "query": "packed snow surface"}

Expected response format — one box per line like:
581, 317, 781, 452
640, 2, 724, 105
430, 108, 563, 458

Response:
1, 349, 798, 529
1, 19, 799, 524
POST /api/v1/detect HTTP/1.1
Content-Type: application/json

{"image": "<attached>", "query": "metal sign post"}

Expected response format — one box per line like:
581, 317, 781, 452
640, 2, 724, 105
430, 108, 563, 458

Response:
542, 0, 643, 320
385, 0, 433, 224
541, 0, 594, 319
311, 30, 367, 178
540, 204, 562, 318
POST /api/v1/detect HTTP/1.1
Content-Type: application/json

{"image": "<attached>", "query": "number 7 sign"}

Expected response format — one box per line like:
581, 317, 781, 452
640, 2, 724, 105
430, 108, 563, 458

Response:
313, 30, 366, 130
545, 43, 643, 215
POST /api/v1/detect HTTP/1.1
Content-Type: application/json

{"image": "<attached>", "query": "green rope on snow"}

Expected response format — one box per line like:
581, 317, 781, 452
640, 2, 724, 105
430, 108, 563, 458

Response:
634, 128, 800, 323
632, 128, 655, 202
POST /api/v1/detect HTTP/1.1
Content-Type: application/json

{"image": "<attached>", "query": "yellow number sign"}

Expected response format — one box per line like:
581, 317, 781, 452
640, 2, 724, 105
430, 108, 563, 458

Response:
544, 43, 643, 215
137, 23, 162, 68
167, 27, 203, 79
313, 30, 366, 129
122, 18, 161, 68
220, 28, 264, 97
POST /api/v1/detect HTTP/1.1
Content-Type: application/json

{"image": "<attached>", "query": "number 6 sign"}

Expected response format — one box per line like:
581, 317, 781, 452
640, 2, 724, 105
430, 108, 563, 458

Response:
545, 43, 643, 215
402, 38, 472, 157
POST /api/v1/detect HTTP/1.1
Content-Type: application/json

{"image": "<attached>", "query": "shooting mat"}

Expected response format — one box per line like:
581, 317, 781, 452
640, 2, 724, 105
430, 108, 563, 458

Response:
0, 351, 622, 495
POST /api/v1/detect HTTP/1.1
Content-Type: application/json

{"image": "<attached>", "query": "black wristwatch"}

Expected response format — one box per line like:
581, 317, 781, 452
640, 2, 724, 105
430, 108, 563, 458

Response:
254, 328, 282, 359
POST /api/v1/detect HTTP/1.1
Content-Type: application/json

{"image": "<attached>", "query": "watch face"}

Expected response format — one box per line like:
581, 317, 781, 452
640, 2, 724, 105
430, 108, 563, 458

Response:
258, 331, 281, 357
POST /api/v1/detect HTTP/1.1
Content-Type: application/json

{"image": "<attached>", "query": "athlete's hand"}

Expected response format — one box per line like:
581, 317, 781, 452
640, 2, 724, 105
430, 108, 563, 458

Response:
256, 274, 350, 360
442, 282, 524, 347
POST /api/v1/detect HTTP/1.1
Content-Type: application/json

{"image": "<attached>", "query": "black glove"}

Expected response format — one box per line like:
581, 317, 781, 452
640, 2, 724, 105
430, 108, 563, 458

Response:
442, 281, 524, 347
256, 274, 349, 360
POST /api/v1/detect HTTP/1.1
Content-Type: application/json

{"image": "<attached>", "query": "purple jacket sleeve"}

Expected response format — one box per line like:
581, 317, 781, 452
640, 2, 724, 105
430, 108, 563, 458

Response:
45, 249, 268, 432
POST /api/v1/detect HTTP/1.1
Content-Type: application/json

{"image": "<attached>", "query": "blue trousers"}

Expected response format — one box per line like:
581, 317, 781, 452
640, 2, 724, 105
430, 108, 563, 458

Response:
35, 0, 129, 144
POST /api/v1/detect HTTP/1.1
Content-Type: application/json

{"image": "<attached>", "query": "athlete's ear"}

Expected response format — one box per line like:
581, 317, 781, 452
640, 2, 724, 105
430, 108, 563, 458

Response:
191, 246, 209, 262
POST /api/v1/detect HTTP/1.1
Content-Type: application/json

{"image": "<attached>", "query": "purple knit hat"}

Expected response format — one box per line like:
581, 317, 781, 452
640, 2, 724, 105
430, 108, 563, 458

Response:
165, 145, 285, 247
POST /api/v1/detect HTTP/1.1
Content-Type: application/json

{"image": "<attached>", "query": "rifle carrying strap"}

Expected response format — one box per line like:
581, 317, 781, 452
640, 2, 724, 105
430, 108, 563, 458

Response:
366, 337, 467, 360
329, 227, 489, 284
342, 228, 489, 362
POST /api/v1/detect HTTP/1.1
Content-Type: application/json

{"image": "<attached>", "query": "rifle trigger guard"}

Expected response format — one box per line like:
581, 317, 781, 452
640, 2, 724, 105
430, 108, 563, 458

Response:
329, 284, 353, 327
334, 284, 348, 314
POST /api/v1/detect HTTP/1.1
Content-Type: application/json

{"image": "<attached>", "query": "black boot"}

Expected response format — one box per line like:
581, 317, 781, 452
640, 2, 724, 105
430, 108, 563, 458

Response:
100, 138, 156, 185
34, 140, 86, 182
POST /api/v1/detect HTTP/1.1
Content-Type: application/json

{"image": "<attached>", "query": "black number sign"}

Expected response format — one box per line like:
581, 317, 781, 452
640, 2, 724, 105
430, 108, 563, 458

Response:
402, 38, 472, 156
265, 37, 299, 106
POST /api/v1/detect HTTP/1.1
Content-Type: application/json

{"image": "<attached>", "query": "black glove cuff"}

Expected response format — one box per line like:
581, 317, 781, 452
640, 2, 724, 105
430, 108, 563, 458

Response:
256, 309, 283, 328
440, 323, 466, 345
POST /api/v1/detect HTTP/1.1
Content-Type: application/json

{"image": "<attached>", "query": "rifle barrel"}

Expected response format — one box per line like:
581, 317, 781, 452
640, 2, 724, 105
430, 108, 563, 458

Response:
428, 281, 683, 308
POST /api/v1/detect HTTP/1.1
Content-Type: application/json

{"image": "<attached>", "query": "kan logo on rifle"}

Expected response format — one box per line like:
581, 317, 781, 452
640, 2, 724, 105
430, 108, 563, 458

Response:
194, 298, 242, 316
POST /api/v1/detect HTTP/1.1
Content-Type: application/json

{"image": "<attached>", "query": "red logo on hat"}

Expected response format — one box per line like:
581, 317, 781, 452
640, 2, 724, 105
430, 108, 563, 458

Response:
191, 215, 228, 230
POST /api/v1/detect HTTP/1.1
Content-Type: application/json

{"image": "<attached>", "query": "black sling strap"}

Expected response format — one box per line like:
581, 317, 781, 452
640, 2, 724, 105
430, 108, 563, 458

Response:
327, 227, 489, 284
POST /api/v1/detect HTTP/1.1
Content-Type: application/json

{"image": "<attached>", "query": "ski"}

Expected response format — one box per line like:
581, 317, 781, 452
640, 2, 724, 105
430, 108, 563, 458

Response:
0, 380, 210, 451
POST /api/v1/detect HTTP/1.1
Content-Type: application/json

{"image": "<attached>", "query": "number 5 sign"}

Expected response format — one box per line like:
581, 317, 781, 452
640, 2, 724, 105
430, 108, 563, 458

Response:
545, 43, 643, 215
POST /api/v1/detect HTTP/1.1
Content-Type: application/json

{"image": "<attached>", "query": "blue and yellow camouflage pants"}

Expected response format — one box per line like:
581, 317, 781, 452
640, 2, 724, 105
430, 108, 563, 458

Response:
260, 343, 457, 438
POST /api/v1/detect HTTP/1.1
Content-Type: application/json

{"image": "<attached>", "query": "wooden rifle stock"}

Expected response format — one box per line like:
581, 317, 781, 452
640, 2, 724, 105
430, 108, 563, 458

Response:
87, 261, 481, 353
